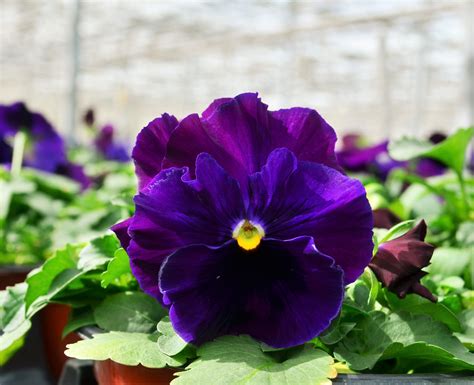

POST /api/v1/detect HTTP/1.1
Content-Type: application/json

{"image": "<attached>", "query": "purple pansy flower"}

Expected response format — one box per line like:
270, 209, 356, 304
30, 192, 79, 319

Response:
113, 93, 373, 348
0, 102, 90, 189
94, 124, 129, 162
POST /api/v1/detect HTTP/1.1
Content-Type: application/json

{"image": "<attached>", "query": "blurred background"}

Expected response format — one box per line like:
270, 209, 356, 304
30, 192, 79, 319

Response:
1, 0, 473, 146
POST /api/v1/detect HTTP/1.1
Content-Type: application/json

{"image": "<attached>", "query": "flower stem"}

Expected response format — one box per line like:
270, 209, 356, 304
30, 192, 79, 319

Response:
11, 131, 26, 178
457, 170, 470, 219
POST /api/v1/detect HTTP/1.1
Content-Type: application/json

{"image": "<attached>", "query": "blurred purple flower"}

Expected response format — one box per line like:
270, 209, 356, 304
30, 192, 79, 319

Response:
336, 135, 403, 180
337, 133, 447, 179
0, 102, 90, 189
113, 93, 373, 348
0, 102, 66, 172
415, 132, 447, 178
94, 124, 129, 162
369, 220, 436, 302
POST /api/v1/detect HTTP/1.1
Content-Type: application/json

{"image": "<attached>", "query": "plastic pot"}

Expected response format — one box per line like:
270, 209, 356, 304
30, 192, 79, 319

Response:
78, 327, 178, 385
0, 264, 34, 290
93, 360, 177, 385
40, 303, 80, 380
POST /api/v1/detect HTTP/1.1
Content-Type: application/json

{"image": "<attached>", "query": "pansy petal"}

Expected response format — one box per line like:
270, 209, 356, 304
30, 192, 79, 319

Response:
201, 97, 233, 119
416, 158, 445, 178
159, 93, 341, 188
248, 148, 373, 284
0, 102, 32, 135
128, 154, 245, 301
270, 107, 340, 170
0, 139, 12, 163
132, 113, 179, 190
163, 93, 272, 187
159, 236, 344, 348
249, 149, 373, 283
111, 218, 132, 250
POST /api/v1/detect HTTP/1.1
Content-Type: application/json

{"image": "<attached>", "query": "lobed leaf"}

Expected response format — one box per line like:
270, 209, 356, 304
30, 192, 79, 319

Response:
335, 312, 474, 371
172, 335, 336, 385
93, 292, 167, 333
157, 316, 189, 356
100, 248, 133, 288
65, 331, 186, 368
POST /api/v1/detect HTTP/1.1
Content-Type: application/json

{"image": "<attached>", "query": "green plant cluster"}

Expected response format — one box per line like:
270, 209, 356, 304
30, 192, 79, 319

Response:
1, 128, 473, 384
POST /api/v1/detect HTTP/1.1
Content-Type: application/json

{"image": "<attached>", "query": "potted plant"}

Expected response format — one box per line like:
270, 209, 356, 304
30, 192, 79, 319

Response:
1, 94, 473, 384
0, 102, 136, 379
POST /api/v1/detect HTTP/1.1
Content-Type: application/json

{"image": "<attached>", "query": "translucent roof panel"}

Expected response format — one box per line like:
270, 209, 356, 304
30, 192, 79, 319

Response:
1, 0, 472, 145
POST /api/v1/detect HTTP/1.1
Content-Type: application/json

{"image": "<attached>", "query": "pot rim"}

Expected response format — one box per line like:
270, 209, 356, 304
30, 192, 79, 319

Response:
77, 326, 104, 340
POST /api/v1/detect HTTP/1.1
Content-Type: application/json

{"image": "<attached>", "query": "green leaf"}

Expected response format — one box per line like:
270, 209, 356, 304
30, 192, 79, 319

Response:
455, 310, 474, 350
0, 318, 31, 365
25, 244, 85, 316
65, 332, 186, 368
429, 247, 471, 277
62, 307, 96, 338
77, 234, 119, 271
93, 292, 167, 333
22, 168, 80, 197
172, 335, 336, 385
100, 248, 133, 288
389, 127, 474, 175
457, 222, 474, 246
377, 220, 415, 245
319, 319, 356, 345
0, 283, 27, 330
388, 138, 433, 161
157, 316, 188, 356
0, 283, 31, 364
359, 268, 380, 309
0, 177, 35, 220
385, 292, 462, 332
334, 312, 474, 371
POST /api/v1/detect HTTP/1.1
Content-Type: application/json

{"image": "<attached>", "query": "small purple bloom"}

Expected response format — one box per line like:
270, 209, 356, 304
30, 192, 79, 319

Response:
415, 133, 448, 178
369, 220, 436, 302
415, 158, 446, 178
94, 124, 129, 162
336, 135, 403, 180
0, 102, 90, 188
0, 102, 66, 172
113, 94, 373, 348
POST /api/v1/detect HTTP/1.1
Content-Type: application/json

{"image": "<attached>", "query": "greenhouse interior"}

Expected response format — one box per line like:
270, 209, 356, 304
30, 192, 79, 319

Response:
1, 1, 474, 384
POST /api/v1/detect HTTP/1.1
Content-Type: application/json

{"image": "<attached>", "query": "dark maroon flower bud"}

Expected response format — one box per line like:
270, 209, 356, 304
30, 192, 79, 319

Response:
369, 220, 436, 302
372, 208, 401, 229
429, 132, 446, 144
83, 108, 95, 126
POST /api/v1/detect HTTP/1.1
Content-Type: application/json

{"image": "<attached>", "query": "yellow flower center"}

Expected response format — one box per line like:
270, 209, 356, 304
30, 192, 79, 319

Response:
232, 219, 265, 251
